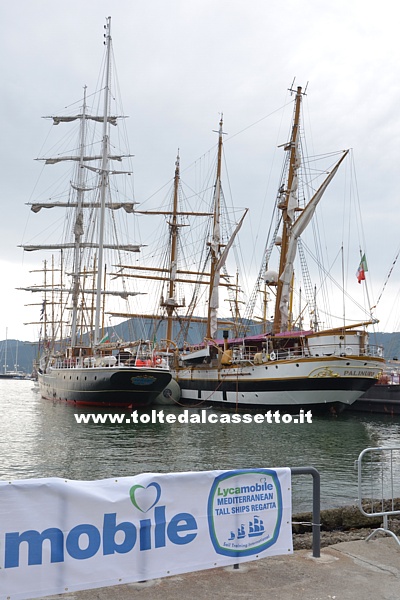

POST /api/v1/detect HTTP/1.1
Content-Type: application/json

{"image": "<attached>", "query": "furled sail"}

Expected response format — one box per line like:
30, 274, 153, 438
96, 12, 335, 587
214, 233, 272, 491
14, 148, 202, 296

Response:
28, 201, 136, 213
286, 140, 300, 222
278, 150, 349, 330
45, 115, 119, 126
209, 209, 248, 337
17, 286, 141, 298
20, 243, 142, 252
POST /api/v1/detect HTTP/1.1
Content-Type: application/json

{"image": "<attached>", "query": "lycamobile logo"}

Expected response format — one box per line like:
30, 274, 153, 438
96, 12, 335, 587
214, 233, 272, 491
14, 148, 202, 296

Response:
217, 481, 274, 497
207, 469, 283, 558
4, 483, 197, 568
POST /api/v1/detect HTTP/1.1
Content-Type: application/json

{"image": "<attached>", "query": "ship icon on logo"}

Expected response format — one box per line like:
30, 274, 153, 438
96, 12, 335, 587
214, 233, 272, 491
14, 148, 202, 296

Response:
228, 515, 265, 541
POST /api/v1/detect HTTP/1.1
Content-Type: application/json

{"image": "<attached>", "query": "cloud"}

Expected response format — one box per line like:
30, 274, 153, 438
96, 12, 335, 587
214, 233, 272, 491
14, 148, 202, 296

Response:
2, 0, 400, 340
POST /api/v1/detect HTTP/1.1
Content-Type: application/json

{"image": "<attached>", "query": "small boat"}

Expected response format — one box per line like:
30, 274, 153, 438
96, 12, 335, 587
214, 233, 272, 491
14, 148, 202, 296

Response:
19, 18, 171, 407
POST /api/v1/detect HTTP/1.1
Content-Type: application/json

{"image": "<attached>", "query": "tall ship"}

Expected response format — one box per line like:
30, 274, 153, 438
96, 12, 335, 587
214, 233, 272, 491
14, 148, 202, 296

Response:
19, 18, 171, 408
168, 85, 384, 413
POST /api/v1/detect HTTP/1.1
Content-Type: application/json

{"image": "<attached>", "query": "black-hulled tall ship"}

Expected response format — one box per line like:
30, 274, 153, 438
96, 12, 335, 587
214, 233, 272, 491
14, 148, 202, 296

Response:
19, 18, 171, 407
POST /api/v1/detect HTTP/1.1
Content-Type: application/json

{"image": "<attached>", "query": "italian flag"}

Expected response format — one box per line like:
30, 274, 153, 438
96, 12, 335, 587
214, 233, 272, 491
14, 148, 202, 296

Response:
357, 253, 368, 284
99, 332, 110, 344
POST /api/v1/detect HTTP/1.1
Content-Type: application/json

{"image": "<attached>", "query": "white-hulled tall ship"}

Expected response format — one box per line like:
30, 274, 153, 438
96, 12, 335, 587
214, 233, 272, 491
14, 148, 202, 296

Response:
171, 85, 384, 413
19, 18, 171, 408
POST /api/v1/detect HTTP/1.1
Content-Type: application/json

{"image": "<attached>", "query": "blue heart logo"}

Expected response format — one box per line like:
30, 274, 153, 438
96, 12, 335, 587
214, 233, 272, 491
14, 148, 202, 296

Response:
129, 482, 161, 512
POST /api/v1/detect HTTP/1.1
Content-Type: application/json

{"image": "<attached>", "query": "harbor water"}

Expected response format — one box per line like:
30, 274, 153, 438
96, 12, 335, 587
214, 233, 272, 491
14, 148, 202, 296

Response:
1, 379, 399, 513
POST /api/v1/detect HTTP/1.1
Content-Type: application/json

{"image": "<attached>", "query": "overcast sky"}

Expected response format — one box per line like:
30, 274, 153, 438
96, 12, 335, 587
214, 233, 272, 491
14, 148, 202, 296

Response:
1, 0, 400, 343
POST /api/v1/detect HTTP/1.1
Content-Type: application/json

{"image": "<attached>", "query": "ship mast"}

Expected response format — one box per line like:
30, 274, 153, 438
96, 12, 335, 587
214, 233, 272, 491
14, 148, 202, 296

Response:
206, 116, 247, 339
94, 16, 112, 346
272, 86, 349, 334
70, 87, 88, 346
273, 86, 303, 334
207, 116, 224, 339
160, 152, 186, 341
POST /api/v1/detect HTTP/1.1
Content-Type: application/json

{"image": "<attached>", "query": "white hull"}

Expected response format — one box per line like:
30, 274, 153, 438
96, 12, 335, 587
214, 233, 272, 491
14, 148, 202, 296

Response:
153, 378, 181, 405
173, 355, 383, 412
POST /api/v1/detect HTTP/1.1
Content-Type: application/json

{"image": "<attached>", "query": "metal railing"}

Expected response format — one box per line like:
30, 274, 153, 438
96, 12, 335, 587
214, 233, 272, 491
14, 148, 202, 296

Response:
291, 467, 321, 558
229, 343, 383, 364
357, 446, 400, 546
233, 465, 321, 570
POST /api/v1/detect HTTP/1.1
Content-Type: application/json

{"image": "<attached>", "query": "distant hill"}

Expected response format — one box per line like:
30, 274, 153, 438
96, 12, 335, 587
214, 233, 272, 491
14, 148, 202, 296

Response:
0, 339, 39, 376
372, 332, 400, 361
0, 324, 398, 375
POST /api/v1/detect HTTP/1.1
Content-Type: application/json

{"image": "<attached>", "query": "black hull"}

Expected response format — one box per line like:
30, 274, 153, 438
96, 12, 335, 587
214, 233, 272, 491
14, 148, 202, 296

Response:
39, 367, 172, 408
179, 376, 374, 394
178, 397, 348, 416
350, 384, 400, 415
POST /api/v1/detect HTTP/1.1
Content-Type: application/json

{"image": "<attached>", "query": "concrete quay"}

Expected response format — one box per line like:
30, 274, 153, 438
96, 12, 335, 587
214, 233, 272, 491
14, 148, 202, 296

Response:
43, 537, 400, 600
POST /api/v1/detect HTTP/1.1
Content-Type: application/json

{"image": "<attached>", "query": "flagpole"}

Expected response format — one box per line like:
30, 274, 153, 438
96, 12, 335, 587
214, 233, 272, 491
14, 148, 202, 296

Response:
357, 252, 375, 324
341, 244, 346, 329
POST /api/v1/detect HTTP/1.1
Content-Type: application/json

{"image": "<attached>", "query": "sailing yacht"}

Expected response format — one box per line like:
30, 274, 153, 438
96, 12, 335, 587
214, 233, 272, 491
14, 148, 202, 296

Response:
19, 18, 171, 407
172, 86, 385, 413
0, 331, 26, 379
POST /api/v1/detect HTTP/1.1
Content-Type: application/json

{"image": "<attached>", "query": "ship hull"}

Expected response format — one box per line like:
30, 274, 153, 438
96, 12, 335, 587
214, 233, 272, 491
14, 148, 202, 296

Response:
350, 384, 400, 415
173, 356, 383, 414
38, 366, 172, 408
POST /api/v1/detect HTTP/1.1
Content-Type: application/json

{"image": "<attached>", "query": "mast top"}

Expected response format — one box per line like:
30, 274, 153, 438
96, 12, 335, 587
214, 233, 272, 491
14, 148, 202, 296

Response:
104, 16, 111, 43
288, 80, 308, 96
213, 113, 226, 137
175, 150, 180, 177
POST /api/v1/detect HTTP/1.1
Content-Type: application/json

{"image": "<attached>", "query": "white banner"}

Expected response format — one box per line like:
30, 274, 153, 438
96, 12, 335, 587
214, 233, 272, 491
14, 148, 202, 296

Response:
0, 468, 292, 599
